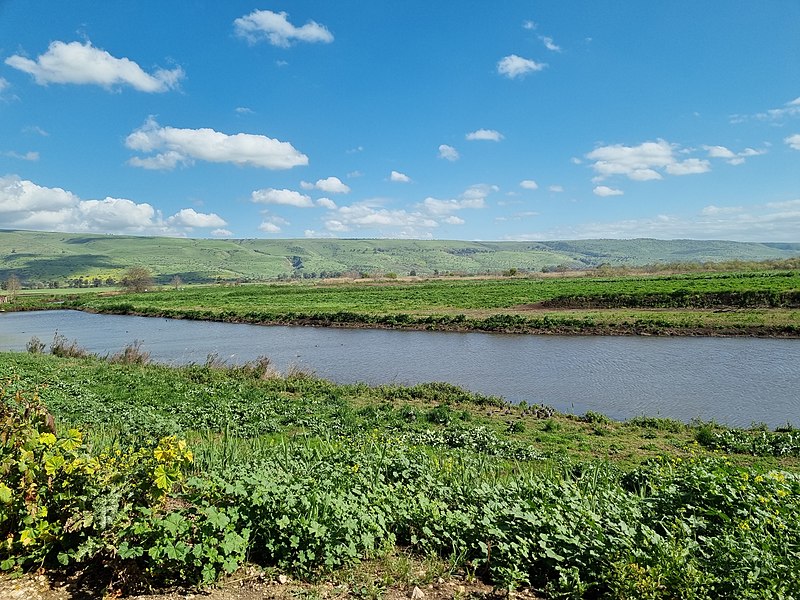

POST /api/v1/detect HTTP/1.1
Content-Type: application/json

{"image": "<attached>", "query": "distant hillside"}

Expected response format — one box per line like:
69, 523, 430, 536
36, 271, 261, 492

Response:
1, 229, 799, 285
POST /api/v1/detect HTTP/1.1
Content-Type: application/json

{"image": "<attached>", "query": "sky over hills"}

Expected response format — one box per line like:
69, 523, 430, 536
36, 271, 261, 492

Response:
0, 1, 798, 242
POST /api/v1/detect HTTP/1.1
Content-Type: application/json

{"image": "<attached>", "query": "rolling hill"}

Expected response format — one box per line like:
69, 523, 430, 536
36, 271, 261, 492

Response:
1, 229, 799, 285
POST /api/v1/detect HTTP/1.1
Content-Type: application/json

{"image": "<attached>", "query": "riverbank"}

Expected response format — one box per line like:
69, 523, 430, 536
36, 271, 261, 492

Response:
1, 351, 799, 598
7, 268, 800, 338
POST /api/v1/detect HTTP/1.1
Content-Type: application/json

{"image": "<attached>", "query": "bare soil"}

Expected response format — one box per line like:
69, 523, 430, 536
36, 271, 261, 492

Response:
0, 568, 530, 600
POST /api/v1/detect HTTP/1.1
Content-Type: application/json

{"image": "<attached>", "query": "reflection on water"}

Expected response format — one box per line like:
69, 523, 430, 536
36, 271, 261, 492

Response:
1, 310, 798, 428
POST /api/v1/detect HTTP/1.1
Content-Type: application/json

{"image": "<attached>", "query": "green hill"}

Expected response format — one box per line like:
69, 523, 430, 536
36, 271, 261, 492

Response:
1, 229, 799, 285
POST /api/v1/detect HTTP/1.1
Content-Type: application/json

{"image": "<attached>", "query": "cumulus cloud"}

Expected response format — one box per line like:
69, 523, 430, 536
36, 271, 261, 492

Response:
586, 139, 712, 182
443, 216, 465, 225
212, 228, 232, 237
520, 179, 538, 190
5, 41, 183, 92
785, 134, 800, 150
466, 129, 504, 142
251, 188, 313, 207
259, 221, 282, 233
0, 175, 217, 235
301, 176, 350, 194
593, 185, 624, 197
438, 144, 459, 161
167, 208, 226, 228
323, 201, 438, 236
497, 54, 546, 79
258, 216, 289, 234
704, 145, 736, 159
703, 144, 766, 165
549, 185, 564, 193
126, 118, 308, 170
316, 197, 337, 209
665, 158, 710, 175
390, 170, 411, 183
234, 10, 333, 47
420, 184, 496, 216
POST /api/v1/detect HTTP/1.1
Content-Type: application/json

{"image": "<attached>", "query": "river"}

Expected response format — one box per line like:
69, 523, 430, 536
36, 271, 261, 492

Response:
0, 310, 798, 428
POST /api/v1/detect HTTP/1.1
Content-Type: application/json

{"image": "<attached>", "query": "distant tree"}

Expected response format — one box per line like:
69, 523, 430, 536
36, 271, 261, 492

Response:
121, 266, 154, 293
171, 275, 183, 290
5, 274, 21, 299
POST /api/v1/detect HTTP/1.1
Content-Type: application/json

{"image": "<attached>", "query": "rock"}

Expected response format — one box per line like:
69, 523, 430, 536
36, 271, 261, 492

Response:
410, 585, 425, 599
278, 574, 289, 585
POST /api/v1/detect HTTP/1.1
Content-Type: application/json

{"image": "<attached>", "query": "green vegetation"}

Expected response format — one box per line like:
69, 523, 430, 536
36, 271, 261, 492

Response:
2, 229, 800, 285
1, 351, 799, 597
35, 269, 796, 336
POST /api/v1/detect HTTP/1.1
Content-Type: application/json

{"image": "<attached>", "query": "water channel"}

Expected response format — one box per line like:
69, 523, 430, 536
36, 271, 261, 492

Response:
0, 310, 798, 428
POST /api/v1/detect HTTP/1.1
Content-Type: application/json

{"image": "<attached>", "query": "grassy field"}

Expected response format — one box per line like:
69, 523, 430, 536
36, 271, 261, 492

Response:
3, 229, 800, 284
1, 350, 798, 598
24, 268, 795, 337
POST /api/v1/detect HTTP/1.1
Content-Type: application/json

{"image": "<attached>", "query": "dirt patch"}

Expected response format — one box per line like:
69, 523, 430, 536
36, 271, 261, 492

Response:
0, 569, 530, 600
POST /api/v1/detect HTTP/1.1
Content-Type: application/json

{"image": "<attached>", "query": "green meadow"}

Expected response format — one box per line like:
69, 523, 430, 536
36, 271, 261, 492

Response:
1, 350, 799, 598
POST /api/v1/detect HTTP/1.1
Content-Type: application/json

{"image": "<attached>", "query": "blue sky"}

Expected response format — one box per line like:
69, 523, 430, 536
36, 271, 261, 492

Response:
1, 1, 799, 242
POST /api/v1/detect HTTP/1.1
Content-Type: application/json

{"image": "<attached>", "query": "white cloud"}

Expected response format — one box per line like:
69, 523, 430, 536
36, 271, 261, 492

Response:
466, 129, 504, 142
497, 54, 546, 79
234, 10, 333, 47
785, 134, 800, 150
704, 145, 735, 159
420, 184, 495, 216
251, 188, 313, 207
311, 176, 350, 194
703, 144, 766, 165
126, 118, 308, 170
0, 77, 11, 100
212, 228, 232, 237
586, 139, 712, 181
520, 179, 538, 190
443, 216, 465, 225
549, 185, 564, 192
167, 208, 226, 228
128, 151, 185, 171
259, 221, 282, 233
24, 126, 49, 137
5, 41, 183, 92
3, 151, 39, 161
665, 158, 711, 175
462, 183, 499, 200
235, 107, 254, 115
541, 36, 561, 52
523, 20, 537, 30
438, 144, 459, 161
0, 175, 194, 235
593, 185, 624, 197
733, 96, 800, 123
509, 199, 800, 242
390, 170, 411, 183
324, 201, 438, 236
316, 197, 337, 209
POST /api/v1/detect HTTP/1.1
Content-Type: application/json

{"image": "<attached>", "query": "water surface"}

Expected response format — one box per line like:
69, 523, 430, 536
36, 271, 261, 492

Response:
1, 310, 797, 428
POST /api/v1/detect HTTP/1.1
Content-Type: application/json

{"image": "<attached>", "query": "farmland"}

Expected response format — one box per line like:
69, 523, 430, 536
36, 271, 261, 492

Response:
1, 350, 799, 598
38, 268, 800, 337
